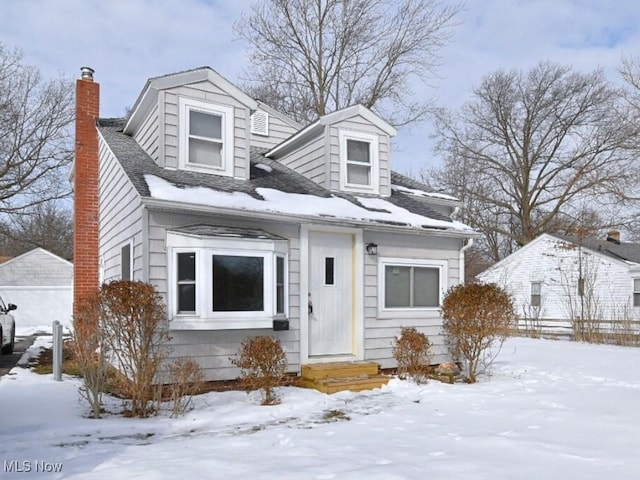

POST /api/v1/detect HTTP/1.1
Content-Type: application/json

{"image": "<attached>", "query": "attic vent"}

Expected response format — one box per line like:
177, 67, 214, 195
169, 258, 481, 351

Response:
251, 111, 269, 136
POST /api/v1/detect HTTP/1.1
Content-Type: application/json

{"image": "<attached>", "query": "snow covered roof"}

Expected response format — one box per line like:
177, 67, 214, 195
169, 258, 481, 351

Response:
98, 120, 473, 235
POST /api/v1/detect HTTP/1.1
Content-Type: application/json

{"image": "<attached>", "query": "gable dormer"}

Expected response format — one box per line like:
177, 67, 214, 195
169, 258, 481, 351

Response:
123, 67, 258, 180
266, 105, 396, 197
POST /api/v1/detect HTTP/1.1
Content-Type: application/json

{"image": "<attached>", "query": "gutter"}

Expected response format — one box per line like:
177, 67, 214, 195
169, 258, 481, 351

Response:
459, 237, 475, 284
141, 197, 481, 239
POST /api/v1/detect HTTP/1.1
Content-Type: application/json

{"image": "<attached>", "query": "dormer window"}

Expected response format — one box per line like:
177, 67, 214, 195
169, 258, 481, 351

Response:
339, 130, 379, 193
179, 97, 234, 176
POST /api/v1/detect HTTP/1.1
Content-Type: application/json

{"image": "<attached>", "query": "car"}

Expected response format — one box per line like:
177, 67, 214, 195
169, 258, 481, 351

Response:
0, 295, 17, 355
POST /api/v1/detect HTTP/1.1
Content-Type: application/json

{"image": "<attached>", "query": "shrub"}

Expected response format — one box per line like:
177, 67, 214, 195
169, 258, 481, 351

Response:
392, 327, 431, 382
73, 290, 107, 418
167, 358, 205, 417
231, 336, 287, 405
441, 283, 514, 383
98, 281, 170, 417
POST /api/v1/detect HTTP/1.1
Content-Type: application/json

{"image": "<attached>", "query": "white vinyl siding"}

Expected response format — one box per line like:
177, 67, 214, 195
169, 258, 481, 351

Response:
364, 232, 462, 368
162, 83, 250, 179
148, 211, 301, 382
479, 234, 638, 322
98, 134, 144, 283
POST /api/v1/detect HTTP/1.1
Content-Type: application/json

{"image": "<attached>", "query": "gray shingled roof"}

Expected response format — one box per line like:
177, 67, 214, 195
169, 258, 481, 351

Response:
98, 118, 459, 229
552, 234, 640, 264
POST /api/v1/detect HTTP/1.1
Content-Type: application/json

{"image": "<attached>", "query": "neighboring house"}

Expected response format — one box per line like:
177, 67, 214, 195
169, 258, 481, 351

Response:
72, 66, 477, 381
477, 232, 640, 334
0, 248, 73, 329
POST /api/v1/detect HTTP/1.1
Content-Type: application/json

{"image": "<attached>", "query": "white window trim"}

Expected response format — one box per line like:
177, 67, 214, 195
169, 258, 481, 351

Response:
530, 281, 542, 307
632, 278, 640, 308
378, 257, 447, 317
339, 129, 379, 194
167, 232, 288, 330
178, 96, 234, 176
120, 240, 133, 281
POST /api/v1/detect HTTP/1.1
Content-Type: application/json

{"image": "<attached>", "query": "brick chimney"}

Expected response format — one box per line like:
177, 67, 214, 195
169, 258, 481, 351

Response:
73, 67, 100, 317
606, 230, 621, 244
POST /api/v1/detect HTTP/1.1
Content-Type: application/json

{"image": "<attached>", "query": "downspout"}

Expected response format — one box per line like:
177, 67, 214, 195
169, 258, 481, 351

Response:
459, 237, 474, 284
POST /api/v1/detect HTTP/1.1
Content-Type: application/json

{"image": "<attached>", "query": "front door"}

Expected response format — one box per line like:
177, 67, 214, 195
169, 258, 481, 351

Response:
308, 231, 354, 357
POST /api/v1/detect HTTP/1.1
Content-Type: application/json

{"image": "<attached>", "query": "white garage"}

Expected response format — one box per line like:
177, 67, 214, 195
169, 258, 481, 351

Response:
0, 248, 73, 330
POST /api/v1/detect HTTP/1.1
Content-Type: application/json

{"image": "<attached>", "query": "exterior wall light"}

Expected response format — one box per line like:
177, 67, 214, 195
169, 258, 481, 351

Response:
366, 242, 378, 255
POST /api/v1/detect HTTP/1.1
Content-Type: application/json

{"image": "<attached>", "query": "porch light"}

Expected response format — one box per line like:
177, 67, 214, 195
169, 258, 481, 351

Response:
365, 242, 378, 256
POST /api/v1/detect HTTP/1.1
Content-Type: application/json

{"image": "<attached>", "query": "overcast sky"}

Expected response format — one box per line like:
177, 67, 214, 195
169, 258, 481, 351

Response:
2, 0, 640, 174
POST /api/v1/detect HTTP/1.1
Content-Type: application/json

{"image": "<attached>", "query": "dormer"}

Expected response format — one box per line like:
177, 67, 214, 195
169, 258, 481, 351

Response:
123, 67, 258, 180
266, 105, 396, 197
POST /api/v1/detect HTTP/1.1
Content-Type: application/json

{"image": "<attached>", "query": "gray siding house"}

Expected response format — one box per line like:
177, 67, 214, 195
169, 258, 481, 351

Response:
75, 66, 476, 381
0, 248, 73, 329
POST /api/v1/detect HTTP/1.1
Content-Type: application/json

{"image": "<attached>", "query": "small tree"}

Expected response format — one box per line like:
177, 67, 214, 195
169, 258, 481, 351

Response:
98, 281, 170, 417
167, 358, 205, 418
73, 290, 107, 419
392, 327, 431, 383
441, 283, 514, 383
231, 336, 287, 405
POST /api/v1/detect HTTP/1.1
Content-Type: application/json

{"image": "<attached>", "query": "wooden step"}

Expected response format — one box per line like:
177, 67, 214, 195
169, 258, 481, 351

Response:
300, 374, 390, 394
301, 361, 379, 381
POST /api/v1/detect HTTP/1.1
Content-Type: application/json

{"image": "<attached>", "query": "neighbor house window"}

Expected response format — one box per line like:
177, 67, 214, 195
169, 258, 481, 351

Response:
379, 258, 446, 310
531, 281, 542, 307
339, 130, 379, 193
634, 279, 640, 307
167, 230, 288, 329
179, 97, 234, 176
121, 242, 132, 280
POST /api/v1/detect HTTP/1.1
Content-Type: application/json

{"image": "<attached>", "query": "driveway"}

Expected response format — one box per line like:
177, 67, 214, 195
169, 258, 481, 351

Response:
0, 335, 36, 377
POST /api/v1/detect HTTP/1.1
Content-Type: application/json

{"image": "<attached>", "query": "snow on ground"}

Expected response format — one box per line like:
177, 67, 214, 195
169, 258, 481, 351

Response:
2, 337, 640, 479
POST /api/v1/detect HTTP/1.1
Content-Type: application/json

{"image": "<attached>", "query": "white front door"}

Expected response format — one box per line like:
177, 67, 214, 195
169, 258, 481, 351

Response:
308, 231, 354, 357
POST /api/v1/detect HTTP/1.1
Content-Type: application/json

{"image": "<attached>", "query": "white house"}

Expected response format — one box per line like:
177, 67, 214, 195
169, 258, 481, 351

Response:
72, 66, 477, 382
477, 232, 640, 336
0, 248, 73, 329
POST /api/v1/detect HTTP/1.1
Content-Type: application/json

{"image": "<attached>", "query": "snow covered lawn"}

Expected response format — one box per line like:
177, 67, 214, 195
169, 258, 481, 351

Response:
2, 337, 639, 479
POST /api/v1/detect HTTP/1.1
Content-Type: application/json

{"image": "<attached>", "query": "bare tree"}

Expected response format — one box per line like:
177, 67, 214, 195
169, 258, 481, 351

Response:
235, 0, 460, 126
0, 43, 74, 214
429, 61, 636, 262
0, 201, 73, 259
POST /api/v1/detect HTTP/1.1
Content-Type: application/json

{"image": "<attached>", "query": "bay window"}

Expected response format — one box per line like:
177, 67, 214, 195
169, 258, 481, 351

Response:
167, 228, 288, 329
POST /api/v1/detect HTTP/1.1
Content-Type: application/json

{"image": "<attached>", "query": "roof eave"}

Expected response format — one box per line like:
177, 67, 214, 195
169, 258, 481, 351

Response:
140, 197, 478, 238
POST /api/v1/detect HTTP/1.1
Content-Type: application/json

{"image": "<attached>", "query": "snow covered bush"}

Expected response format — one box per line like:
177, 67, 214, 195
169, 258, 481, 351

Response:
392, 326, 431, 383
441, 283, 514, 383
231, 336, 287, 405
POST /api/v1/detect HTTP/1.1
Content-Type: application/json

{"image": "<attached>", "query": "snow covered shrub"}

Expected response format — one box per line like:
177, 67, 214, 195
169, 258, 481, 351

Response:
392, 326, 431, 382
168, 358, 205, 417
98, 280, 170, 417
441, 283, 514, 383
231, 336, 287, 405
73, 290, 107, 419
